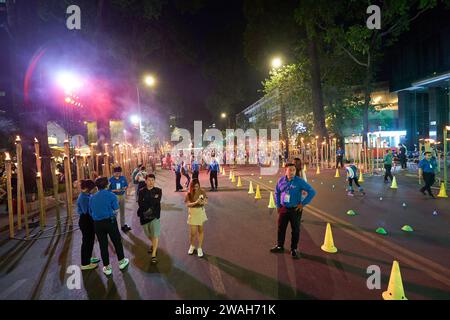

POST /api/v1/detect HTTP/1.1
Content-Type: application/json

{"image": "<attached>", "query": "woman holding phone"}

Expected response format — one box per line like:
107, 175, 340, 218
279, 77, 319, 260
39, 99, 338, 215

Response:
184, 179, 208, 257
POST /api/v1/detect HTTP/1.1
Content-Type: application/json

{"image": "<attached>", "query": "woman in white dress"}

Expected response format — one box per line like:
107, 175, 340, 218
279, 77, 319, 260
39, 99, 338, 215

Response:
184, 179, 208, 257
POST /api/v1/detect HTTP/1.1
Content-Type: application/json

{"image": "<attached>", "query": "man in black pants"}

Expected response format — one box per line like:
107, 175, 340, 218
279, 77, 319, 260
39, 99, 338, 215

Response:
336, 147, 344, 168
418, 151, 438, 198
271, 164, 316, 259
398, 144, 407, 169
89, 177, 129, 276
207, 156, 220, 191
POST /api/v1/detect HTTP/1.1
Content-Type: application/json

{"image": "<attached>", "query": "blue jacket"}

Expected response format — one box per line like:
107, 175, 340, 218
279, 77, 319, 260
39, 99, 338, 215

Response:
89, 189, 120, 221
77, 192, 91, 216
275, 176, 316, 208
108, 176, 128, 196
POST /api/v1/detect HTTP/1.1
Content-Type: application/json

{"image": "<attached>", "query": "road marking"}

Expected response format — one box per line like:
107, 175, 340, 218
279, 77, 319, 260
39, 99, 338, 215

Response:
242, 175, 450, 288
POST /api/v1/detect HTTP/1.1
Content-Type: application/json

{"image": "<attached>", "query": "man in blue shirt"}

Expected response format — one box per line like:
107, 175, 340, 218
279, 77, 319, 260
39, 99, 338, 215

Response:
336, 146, 345, 168
271, 163, 316, 259
191, 156, 200, 180
108, 166, 130, 232
90, 177, 129, 276
207, 156, 220, 191
418, 151, 438, 198
76, 179, 100, 270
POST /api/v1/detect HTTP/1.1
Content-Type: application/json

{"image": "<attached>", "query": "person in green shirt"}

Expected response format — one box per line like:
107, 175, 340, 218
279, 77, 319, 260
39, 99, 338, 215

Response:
383, 149, 394, 183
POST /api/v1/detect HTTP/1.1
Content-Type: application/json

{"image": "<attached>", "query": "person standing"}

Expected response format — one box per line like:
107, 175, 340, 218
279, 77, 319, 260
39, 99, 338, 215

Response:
76, 179, 100, 270
191, 156, 200, 180
271, 163, 316, 259
184, 179, 208, 257
336, 146, 344, 168
135, 166, 148, 199
398, 144, 407, 169
131, 164, 143, 200
383, 149, 394, 183
419, 151, 438, 198
89, 177, 129, 276
207, 156, 220, 191
109, 167, 130, 232
137, 174, 162, 264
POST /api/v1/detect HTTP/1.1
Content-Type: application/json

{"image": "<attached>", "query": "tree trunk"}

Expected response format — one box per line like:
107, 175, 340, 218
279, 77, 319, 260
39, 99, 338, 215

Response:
307, 33, 327, 138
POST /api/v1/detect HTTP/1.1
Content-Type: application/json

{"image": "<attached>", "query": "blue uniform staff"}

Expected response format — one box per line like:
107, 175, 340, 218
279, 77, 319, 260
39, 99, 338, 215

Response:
208, 158, 220, 191
418, 152, 437, 198
271, 164, 316, 259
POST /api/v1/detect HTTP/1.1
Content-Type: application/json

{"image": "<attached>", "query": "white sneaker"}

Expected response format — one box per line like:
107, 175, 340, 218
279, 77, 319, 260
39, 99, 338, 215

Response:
103, 265, 112, 276
119, 258, 129, 270
197, 248, 204, 258
188, 245, 195, 255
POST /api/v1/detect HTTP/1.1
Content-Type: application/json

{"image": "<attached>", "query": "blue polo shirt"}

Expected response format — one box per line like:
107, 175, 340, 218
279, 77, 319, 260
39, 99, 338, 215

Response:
209, 161, 220, 172
418, 158, 437, 173
108, 176, 128, 196
89, 189, 119, 221
275, 175, 316, 208
336, 149, 344, 156
175, 163, 182, 174
191, 160, 199, 172
77, 192, 91, 216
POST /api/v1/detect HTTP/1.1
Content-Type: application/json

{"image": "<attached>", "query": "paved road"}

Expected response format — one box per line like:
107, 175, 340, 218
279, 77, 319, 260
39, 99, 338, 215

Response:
0, 166, 449, 300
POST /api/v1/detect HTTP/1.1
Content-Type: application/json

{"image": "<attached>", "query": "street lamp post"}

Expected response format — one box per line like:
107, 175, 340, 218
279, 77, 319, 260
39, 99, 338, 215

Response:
135, 74, 156, 147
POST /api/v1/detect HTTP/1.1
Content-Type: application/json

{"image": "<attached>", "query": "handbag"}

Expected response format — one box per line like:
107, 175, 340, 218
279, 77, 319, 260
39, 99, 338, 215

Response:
142, 207, 156, 221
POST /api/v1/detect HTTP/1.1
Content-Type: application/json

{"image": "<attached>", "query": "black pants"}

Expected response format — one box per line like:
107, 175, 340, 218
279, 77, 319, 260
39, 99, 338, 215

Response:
94, 217, 125, 266
209, 171, 218, 189
277, 207, 302, 251
192, 171, 199, 180
400, 156, 407, 169
420, 172, 435, 195
175, 172, 183, 190
79, 214, 96, 266
182, 172, 191, 187
384, 164, 393, 182
336, 156, 343, 168
348, 177, 361, 191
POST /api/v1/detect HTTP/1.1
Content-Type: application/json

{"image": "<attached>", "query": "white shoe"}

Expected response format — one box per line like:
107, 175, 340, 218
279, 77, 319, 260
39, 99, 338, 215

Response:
197, 248, 204, 258
103, 265, 112, 276
188, 245, 195, 255
119, 258, 129, 270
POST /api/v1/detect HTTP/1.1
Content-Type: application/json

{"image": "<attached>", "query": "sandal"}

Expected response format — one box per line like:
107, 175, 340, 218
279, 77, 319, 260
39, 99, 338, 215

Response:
151, 256, 158, 264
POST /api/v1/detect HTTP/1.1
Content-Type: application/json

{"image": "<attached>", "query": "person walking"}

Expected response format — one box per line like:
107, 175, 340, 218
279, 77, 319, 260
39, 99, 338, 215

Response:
131, 164, 143, 200
181, 160, 191, 189
398, 144, 407, 169
207, 156, 220, 191
191, 156, 200, 180
109, 166, 130, 232
336, 146, 345, 168
271, 163, 316, 259
174, 161, 183, 192
383, 149, 394, 183
89, 177, 129, 276
137, 174, 162, 264
419, 151, 438, 198
135, 166, 148, 200
184, 179, 208, 257
293, 157, 303, 177
76, 179, 100, 270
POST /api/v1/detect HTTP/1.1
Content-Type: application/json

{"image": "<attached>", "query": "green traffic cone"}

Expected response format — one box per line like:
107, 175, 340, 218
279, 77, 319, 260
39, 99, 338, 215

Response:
346, 210, 356, 216
401, 225, 414, 232
376, 227, 388, 235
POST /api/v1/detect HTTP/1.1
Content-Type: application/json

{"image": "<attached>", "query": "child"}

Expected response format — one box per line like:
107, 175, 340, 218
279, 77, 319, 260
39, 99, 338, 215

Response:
345, 162, 365, 196
77, 180, 100, 270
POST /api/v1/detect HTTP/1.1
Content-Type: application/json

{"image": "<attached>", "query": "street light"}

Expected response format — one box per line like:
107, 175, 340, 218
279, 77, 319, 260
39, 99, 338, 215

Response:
136, 74, 157, 146
221, 112, 227, 119
271, 57, 283, 70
